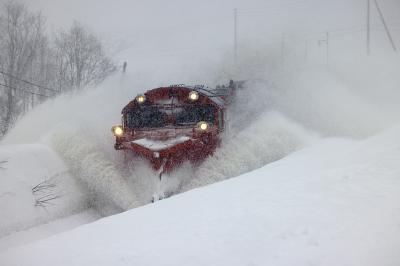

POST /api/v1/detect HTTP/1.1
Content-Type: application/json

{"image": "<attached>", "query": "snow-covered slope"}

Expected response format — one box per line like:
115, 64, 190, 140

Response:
0, 210, 99, 252
0, 144, 91, 239
1, 127, 399, 266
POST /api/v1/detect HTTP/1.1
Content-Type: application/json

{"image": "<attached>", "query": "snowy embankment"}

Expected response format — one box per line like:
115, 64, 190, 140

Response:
1, 127, 399, 266
0, 144, 99, 249
0, 144, 90, 237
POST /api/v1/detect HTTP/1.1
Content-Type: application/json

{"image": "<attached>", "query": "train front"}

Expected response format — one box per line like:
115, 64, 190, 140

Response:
111, 85, 226, 175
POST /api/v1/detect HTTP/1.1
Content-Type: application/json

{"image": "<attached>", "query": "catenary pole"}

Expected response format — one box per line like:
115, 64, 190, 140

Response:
281, 34, 285, 67
326, 31, 330, 67
374, 0, 397, 51
367, 0, 371, 55
234, 8, 238, 64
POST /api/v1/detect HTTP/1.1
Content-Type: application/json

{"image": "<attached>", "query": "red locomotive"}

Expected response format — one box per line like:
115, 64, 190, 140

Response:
111, 81, 240, 177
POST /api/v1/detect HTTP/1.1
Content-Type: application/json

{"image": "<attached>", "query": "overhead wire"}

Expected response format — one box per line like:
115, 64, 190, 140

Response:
0, 82, 51, 98
0, 69, 59, 94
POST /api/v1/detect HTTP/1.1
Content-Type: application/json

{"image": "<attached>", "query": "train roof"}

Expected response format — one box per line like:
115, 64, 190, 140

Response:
123, 84, 231, 113
182, 85, 226, 106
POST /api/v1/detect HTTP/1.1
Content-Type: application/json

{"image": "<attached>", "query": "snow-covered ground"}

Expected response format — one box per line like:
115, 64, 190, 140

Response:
0, 144, 92, 239
1, 126, 399, 266
0, 209, 99, 252
1, 0, 400, 264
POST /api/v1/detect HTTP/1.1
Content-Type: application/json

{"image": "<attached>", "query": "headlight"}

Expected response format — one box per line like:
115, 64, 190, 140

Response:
197, 121, 208, 131
112, 125, 124, 137
188, 91, 199, 101
136, 95, 146, 104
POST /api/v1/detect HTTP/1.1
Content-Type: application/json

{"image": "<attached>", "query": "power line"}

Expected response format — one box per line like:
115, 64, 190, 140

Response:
374, 0, 397, 51
0, 69, 59, 94
0, 82, 51, 98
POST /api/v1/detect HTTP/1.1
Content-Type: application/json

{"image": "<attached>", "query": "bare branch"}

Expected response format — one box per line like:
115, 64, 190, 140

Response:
0, 1, 52, 134
32, 173, 65, 208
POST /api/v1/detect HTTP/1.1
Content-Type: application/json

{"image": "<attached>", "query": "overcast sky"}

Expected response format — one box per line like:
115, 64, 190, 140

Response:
18, 0, 400, 80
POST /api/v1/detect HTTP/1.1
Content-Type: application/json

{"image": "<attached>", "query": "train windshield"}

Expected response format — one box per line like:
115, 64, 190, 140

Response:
126, 105, 215, 128
126, 107, 167, 128
175, 105, 215, 125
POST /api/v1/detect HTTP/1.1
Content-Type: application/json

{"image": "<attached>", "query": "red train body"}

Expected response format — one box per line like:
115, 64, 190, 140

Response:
112, 81, 238, 176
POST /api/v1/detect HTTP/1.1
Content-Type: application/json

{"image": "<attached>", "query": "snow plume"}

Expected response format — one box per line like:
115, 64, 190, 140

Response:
1, 74, 145, 146
122, 158, 194, 203
50, 128, 139, 215
2, 40, 400, 213
211, 50, 400, 139
258, 72, 389, 138
179, 50, 400, 190
183, 111, 317, 190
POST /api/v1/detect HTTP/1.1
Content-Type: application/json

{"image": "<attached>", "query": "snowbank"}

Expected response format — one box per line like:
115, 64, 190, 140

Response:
0, 209, 100, 252
1, 127, 399, 266
0, 144, 89, 238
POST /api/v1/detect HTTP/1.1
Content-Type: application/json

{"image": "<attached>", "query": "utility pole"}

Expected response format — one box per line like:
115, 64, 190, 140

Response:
326, 31, 330, 68
374, 0, 397, 52
304, 40, 308, 63
367, 0, 371, 55
281, 34, 285, 67
233, 8, 238, 65
123, 62, 127, 73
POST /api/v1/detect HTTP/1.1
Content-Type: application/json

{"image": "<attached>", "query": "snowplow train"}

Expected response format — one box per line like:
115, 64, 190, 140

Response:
112, 81, 241, 177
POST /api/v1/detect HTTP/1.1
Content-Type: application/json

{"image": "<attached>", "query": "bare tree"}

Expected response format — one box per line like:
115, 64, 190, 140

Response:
54, 21, 116, 91
0, 1, 49, 135
0, 2, 116, 137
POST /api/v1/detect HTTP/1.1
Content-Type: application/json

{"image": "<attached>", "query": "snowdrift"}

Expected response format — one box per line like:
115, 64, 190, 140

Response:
1, 126, 399, 266
0, 144, 89, 238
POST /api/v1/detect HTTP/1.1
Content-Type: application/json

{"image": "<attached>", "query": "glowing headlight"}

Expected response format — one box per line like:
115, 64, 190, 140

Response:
112, 125, 124, 137
188, 91, 199, 101
197, 121, 208, 131
136, 95, 146, 104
